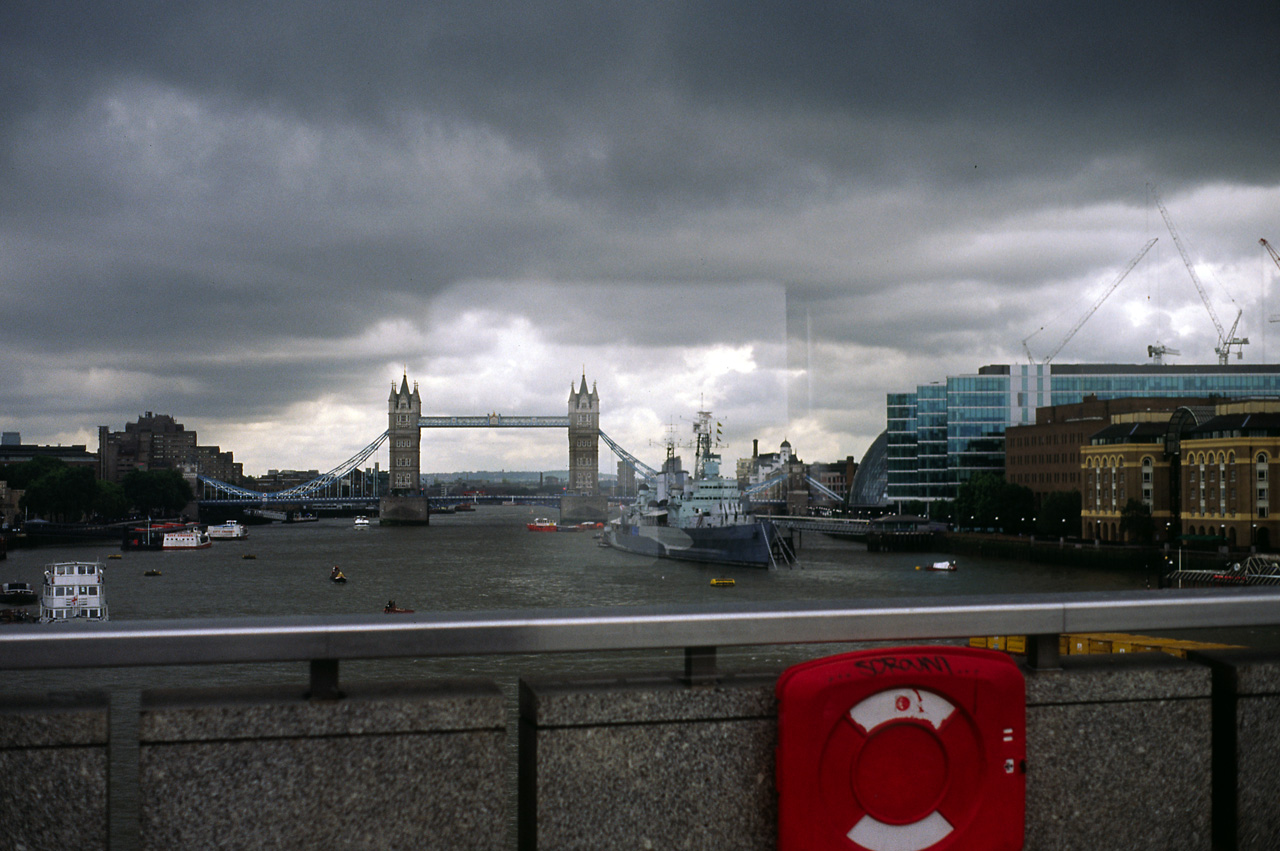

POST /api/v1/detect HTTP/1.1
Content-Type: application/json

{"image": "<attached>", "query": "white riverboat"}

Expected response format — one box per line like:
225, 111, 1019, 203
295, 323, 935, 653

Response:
162, 528, 212, 549
206, 521, 249, 539
353, 515, 370, 528
39, 561, 108, 622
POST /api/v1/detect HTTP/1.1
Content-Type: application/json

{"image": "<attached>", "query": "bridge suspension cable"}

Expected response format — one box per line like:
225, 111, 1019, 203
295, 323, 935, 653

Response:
805, 476, 844, 502
743, 473, 787, 496
200, 431, 390, 502
597, 430, 658, 480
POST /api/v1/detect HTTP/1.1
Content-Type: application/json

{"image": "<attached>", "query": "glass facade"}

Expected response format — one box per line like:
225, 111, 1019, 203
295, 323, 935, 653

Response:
885, 392, 918, 502
887, 363, 1280, 504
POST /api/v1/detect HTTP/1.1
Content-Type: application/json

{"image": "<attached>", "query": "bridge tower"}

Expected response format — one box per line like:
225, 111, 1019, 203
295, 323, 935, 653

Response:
567, 375, 599, 494
388, 374, 422, 493
563, 374, 607, 523
380, 374, 430, 525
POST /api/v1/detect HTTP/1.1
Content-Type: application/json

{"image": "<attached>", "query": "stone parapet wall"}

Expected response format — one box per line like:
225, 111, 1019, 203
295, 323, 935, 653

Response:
0, 691, 110, 851
1194, 649, 1280, 850
519, 672, 778, 850
1024, 653, 1212, 850
5, 651, 1280, 849
138, 679, 506, 851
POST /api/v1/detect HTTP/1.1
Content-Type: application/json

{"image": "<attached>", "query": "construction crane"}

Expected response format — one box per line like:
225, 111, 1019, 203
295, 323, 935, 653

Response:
1263, 238, 1280, 272
1146, 343, 1181, 364
1021, 238, 1158, 364
1155, 193, 1248, 363
1262, 239, 1280, 324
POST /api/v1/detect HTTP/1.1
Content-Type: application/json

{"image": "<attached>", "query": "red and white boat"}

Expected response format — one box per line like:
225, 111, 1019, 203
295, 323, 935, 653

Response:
163, 528, 212, 549
527, 518, 558, 532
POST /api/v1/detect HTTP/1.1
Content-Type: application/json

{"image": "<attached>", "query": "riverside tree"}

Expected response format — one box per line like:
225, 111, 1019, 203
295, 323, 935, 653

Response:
122, 469, 195, 517
954, 473, 1035, 535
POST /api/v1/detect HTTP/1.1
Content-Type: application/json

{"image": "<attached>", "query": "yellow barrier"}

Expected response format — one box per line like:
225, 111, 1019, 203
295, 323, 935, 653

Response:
969, 633, 1241, 658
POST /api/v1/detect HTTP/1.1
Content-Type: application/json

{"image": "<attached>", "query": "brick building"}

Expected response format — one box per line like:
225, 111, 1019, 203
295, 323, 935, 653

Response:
98, 413, 242, 484
1006, 396, 1218, 504
1081, 400, 1280, 549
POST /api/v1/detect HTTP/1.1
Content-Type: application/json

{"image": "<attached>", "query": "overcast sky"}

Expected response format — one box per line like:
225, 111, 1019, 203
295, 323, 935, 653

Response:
3, 2, 1279, 477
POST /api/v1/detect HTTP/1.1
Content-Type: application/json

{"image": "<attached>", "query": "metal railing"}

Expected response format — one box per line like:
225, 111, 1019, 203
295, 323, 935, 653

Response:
4, 589, 1280, 693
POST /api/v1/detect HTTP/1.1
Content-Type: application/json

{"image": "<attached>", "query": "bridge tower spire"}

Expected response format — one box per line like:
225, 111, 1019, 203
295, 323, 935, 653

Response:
388, 373, 422, 494
567, 374, 599, 495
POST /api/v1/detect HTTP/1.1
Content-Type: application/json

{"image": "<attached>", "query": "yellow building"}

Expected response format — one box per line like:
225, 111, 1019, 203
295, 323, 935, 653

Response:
1081, 401, 1280, 549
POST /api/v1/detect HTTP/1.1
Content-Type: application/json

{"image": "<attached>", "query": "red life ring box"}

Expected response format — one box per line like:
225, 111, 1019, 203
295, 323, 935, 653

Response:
776, 646, 1026, 851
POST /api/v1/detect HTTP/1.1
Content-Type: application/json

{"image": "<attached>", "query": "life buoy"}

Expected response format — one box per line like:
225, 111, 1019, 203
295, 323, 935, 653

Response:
776, 647, 1025, 851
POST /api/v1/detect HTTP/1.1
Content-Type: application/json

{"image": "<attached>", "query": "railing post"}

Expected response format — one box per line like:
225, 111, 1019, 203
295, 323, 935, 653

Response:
307, 658, 342, 700
1026, 633, 1061, 670
684, 646, 717, 685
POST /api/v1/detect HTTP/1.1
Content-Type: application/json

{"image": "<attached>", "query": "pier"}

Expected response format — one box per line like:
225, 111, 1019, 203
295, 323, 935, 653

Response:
4, 589, 1280, 849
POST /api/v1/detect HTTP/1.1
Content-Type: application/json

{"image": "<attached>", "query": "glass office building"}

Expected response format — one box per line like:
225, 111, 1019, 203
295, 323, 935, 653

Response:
887, 363, 1280, 504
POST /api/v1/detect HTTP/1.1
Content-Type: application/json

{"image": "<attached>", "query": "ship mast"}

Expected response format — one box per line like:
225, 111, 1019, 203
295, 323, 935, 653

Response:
693, 410, 715, 480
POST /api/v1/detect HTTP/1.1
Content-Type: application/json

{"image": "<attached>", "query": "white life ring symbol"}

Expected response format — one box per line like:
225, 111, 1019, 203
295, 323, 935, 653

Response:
845, 688, 958, 851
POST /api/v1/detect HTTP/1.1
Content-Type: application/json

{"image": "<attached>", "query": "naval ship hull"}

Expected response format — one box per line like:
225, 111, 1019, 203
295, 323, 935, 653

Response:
605, 520, 779, 568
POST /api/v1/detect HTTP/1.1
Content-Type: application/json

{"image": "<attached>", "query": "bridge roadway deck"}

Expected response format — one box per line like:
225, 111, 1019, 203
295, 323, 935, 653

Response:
418, 415, 570, 427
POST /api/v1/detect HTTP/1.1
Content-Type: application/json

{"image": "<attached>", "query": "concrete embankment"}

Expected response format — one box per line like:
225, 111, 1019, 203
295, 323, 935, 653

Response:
870, 530, 1230, 574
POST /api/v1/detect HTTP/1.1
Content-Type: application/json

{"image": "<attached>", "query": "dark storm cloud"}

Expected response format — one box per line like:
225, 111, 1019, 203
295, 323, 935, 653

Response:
3, 1, 1279, 469
6, 2, 1279, 197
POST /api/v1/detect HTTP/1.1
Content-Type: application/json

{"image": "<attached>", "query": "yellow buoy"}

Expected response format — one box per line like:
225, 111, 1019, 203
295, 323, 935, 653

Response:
710, 578, 735, 587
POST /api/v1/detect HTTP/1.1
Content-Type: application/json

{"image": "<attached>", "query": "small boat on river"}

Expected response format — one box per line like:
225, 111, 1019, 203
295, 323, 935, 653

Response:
0, 582, 38, 606
353, 516, 370, 528
122, 521, 188, 550
330, 566, 347, 583
383, 600, 414, 614
207, 521, 249, 539
163, 528, 212, 550
919, 560, 958, 571
527, 518, 558, 532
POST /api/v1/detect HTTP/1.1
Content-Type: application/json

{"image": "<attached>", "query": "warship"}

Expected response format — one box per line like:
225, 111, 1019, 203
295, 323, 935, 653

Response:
603, 411, 792, 568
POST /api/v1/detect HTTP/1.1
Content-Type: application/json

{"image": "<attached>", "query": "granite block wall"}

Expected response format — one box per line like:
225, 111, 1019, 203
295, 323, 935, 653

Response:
1023, 653, 1212, 851
1193, 648, 1280, 851
518, 672, 778, 851
0, 691, 109, 851
138, 679, 506, 851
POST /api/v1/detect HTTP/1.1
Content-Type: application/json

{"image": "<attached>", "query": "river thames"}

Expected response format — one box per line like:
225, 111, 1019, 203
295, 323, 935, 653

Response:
4, 503, 1170, 690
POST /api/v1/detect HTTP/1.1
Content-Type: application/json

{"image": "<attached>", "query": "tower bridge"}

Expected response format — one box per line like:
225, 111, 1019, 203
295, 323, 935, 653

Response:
199, 374, 625, 524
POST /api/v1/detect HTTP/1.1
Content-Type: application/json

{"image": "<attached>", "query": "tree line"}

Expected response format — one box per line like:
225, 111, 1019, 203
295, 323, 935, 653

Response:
900, 472, 1083, 537
1, 457, 194, 524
